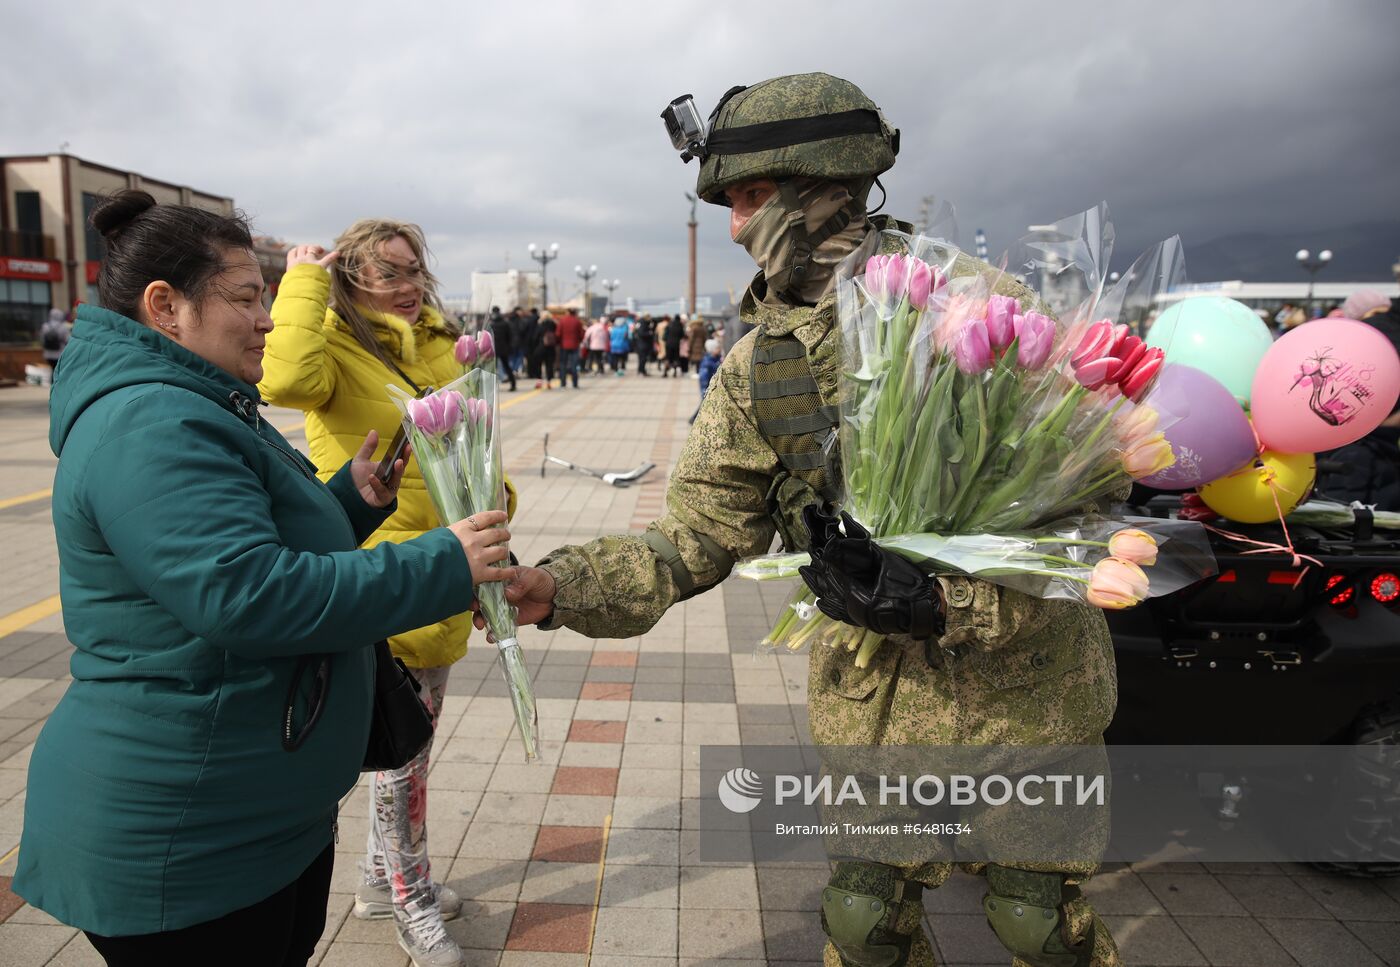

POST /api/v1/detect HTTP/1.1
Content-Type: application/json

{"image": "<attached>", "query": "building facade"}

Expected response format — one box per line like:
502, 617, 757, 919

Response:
0, 154, 233, 343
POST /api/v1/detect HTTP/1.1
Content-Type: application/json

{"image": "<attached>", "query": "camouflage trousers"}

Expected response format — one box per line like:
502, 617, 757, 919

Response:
806, 604, 1121, 966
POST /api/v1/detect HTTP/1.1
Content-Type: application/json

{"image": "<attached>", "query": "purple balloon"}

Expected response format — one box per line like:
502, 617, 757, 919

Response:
1139, 363, 1258, 489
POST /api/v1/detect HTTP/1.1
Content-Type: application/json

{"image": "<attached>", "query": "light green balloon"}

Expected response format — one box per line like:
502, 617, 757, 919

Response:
1145, 296, 1274, 406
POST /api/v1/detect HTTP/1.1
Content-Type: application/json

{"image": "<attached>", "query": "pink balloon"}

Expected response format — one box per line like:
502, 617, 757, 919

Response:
1250, 319, 1400, 454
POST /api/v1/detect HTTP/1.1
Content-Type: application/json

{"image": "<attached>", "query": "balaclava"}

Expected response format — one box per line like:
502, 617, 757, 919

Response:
733, 177, 870, 306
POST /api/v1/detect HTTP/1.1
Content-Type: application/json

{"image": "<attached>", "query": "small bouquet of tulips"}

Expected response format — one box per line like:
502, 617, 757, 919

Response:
389, 368, 539, 760
737, 206, 1216, 664
454, 329, 496, 372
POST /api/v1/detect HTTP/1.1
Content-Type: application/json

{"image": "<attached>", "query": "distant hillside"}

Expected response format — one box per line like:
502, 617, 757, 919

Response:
1184, 221, 1400, 282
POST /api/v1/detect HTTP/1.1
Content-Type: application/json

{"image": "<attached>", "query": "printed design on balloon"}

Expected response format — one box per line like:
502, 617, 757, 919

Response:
1172, 445, 1203, 483
1289, 348, 1375, 428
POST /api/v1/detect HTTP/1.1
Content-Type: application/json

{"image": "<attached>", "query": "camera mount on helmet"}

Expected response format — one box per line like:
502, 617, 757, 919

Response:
661, 95, 709, 163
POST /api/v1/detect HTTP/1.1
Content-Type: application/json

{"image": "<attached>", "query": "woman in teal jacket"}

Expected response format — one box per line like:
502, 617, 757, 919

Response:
13, 191, 512, 967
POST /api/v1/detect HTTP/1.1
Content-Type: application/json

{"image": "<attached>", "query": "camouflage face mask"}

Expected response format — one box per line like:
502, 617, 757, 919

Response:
737, 179, 869, 305
732, 191, 789, 278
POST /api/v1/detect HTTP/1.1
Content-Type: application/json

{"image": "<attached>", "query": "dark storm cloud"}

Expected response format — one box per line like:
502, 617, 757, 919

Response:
3, 0, 1396, 300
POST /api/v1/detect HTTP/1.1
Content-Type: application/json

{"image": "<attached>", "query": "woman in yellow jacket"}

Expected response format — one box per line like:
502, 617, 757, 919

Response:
260, 220, 511, 967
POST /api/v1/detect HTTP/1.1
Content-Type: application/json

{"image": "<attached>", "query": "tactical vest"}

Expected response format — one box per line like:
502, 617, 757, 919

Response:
749, 328, 842, 553
751, 330, 840, 499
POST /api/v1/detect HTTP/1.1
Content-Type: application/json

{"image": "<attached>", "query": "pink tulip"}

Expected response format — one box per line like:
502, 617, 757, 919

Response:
931, 294, 973, 355
886, 254, 910, 302
865, 254, 909, 303
1087, 557, 1150, 609
953, 320, 993, 374
476, 330, 495, 362
407, 390, 466, 437
985, 295, 1018, 351
1108, 528, 1159, 566
1121, 431, 1175, 478
864, 255, 889, 301
1013, 311, 1055, 369
907, 260, 941, 311
454, 334, 478, 366
1118, 348, 1165, 402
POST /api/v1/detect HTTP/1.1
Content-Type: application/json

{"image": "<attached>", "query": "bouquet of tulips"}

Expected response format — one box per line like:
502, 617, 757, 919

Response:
737, 205, 1216, 665
389, 366, 539, 760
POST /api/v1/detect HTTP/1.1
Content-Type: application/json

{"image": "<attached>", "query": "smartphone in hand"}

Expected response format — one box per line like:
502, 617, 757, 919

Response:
375, 425, 411, 485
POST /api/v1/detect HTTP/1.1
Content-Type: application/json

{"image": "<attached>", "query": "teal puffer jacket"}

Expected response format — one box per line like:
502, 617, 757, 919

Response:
14, 304, 473, 936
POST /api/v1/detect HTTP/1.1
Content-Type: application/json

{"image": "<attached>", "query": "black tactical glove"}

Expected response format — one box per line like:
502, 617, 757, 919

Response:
799, 513, 945, 640
802, 503, 844, 553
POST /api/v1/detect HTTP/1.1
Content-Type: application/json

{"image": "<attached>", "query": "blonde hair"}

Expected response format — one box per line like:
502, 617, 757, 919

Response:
329, 218, 453, 365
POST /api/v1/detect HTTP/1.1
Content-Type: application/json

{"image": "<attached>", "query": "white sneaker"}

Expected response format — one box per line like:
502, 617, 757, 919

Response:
398, 928, 464, 966
354, 881, 462, 921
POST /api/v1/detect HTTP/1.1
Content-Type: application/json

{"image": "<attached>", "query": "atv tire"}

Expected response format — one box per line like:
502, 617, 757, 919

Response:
1309, 703, 1400, 878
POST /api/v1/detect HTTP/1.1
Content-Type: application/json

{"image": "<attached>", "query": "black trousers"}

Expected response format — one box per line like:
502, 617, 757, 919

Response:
86, 841, 334, 967
497, 356, 517, 391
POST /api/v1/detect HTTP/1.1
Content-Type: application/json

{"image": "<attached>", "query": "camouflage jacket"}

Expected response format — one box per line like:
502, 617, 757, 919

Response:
538, 219, 1108, 659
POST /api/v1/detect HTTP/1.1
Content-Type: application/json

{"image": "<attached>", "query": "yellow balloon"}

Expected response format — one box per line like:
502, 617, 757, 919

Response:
1199, 450, 1316, 524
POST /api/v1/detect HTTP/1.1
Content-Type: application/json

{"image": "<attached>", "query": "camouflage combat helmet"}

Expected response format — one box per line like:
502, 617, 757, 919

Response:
690, 72, 899, 206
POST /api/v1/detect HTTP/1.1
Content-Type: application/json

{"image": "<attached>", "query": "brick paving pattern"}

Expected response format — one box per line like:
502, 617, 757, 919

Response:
0, 378, 1398, 965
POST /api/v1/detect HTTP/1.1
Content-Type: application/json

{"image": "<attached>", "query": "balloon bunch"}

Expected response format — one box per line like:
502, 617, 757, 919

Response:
1136, 297, 1400, 524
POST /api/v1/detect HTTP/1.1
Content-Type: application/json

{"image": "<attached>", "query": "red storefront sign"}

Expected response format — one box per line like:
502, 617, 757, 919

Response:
0, 257, 63, 282
86, 261, 101, 284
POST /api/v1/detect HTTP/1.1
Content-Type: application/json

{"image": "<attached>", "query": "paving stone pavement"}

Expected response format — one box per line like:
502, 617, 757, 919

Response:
1, 376, 1398, 966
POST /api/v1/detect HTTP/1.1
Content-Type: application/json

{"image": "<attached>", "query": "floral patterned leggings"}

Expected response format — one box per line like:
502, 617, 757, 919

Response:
363, 665, 450, 945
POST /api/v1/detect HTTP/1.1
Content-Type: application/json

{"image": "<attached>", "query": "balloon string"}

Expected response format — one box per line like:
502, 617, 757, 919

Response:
1263, 467, 1312, 567
1200, 466, 1318, 568
1203, 523, 1322, 570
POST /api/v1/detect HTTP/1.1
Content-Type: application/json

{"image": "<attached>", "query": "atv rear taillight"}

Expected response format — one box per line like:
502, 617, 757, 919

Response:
1326, 573, 1356, 608
1370, 572, 1400, 604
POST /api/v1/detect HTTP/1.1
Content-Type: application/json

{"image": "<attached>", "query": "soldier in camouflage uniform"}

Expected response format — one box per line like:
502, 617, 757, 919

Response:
503, 73, 1122, 967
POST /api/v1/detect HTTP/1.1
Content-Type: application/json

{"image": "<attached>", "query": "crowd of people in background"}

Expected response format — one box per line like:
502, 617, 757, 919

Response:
470, 305, 726, 398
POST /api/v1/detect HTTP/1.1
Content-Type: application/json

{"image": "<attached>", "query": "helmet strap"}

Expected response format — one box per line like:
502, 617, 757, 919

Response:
866, 177, 889, 216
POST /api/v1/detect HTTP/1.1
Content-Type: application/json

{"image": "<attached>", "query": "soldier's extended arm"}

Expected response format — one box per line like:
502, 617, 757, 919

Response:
537, 339, 780, 638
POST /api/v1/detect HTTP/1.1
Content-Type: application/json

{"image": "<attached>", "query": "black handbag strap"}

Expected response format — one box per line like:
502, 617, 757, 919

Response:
383, 355, 423, 396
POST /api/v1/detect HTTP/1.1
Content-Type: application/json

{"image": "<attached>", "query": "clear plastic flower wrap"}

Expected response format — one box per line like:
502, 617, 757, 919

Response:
736, 204, 1218, 665
1286, 500, 1400, 530
389, 370, 539, 760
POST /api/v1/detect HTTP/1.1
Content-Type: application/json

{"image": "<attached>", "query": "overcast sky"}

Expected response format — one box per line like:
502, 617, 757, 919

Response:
4, 0, 1397, 303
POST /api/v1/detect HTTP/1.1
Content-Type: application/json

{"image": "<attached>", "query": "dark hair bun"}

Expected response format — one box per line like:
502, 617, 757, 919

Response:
90, 190, 158, 240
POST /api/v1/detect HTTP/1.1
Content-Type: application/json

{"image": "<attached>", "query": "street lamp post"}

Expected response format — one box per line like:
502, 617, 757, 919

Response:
1295, 247, 1333, 316
684, 192, 698, 317
575, 264, 598, 318
527, 242, 560, 309
602, 279, 620, 312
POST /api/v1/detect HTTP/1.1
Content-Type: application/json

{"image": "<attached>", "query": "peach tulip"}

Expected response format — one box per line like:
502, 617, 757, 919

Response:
1113, 404, 1160, 446
1107, 528, 1159, 566
1087, 557, 1150, 609
1121, 431, 1175, 479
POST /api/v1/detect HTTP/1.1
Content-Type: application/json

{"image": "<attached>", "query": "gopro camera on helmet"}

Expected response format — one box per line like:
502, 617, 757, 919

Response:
661, 95, 707, 163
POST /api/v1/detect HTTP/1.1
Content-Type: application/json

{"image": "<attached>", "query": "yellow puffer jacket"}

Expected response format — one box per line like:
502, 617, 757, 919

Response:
260, 262, 515, 668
